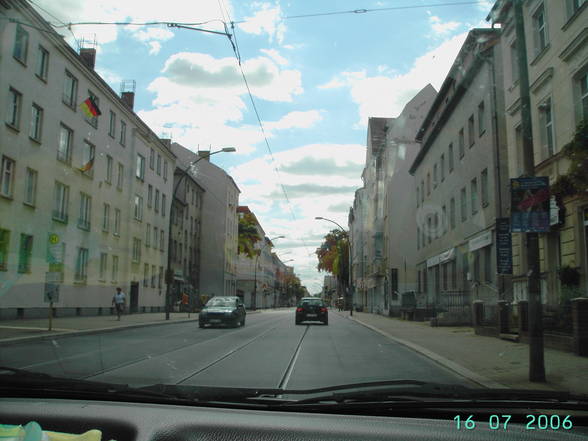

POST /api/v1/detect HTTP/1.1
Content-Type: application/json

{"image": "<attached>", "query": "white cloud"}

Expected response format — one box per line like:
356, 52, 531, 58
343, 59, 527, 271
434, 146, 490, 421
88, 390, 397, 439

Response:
95, 67, 122, 90
148, 41, 162, 55
238, 2, 286, 44
318, 32, 468, 126
429, 15, 461, 36
260, 48, 288, 66
264, 110, 323, 130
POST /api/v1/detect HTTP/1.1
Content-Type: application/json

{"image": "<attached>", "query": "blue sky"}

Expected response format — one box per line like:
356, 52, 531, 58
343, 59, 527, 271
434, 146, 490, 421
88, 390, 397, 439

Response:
34, 0, 493, 293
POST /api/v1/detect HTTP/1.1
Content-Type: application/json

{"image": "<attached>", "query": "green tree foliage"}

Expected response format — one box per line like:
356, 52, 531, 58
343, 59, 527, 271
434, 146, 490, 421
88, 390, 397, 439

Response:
238, 213, 262, 258
316, 229, 349, 288
551, 120, 588, 199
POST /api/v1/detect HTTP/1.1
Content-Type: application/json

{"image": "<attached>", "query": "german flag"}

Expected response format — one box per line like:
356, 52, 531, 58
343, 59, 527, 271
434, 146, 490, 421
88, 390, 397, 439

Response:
79, 156, 94, 172
80, 96, 101, 118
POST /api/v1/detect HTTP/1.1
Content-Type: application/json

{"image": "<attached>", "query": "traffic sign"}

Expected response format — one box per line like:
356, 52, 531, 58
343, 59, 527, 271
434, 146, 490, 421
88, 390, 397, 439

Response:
44, 283, 59, 303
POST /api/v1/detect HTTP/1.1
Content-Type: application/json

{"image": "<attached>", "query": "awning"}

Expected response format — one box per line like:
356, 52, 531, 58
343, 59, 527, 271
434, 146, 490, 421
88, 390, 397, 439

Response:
426, 247, 455, 268
469, 230, 493, 252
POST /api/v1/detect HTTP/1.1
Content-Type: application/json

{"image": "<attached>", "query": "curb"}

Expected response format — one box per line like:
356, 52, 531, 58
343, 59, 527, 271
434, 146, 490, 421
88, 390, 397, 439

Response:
341, 312, 507, 389
0, 309, 265, 346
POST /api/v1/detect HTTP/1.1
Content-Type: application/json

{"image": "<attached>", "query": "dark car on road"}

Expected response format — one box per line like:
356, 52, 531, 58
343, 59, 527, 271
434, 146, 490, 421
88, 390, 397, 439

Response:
199, 296, 246, 328
295, 297, 328, 325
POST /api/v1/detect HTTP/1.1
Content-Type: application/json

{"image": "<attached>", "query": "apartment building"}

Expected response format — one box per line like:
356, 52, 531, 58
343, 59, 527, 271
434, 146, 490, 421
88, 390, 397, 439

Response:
0, 0, 175, 318
409, 29, 510, 320
488, 0, 588, 302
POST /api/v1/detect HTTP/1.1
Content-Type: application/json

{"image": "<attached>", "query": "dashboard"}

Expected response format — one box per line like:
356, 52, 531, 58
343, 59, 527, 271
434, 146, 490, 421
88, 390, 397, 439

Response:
2, 398, 588, 441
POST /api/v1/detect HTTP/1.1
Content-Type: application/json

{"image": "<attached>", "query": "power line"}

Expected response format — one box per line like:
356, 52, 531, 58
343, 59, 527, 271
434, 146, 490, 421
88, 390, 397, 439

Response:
28, 0, 78, 42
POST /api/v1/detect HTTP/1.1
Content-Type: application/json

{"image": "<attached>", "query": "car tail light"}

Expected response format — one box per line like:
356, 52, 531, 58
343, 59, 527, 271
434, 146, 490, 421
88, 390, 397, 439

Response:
320, 307, 327, 313
296, 307, 303, 312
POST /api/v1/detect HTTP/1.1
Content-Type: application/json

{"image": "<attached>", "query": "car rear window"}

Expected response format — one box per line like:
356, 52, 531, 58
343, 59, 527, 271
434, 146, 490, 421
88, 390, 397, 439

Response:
301, 299, 323, 306
207, 298, 236, 307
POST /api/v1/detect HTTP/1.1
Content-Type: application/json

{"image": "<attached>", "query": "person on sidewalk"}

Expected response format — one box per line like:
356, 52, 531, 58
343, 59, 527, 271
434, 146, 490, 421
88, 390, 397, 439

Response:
112, 287, 126, 320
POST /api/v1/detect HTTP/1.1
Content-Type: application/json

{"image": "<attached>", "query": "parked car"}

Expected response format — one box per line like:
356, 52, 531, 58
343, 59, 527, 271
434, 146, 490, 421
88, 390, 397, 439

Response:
295, 297, 328, 325
199, 296, 246, 328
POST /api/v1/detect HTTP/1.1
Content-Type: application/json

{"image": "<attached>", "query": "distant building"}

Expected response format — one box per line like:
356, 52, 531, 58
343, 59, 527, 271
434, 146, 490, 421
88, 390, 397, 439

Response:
171, 144, 240, 298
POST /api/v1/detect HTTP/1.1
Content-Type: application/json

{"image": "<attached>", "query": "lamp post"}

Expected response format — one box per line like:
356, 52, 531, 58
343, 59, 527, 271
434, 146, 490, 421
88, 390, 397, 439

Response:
165, 147, 236, 320
315, 216, 352, 316
252, 235, 284, 311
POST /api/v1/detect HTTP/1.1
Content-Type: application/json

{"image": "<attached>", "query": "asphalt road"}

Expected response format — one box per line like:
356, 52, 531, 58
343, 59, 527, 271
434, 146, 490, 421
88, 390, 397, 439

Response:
0, 309, 475, 389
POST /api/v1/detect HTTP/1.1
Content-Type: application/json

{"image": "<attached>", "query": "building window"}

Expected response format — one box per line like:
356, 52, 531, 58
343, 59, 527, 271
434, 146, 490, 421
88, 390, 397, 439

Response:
109, 111, 116, 138
13, 24, 29, 64
114, 208, 121, 236
481, 168, 489, 207
99, 253, 108, 281
57, 124, 73, 164
420, 180, 424, 203
442, 205, 447, 234
63, 71, 78, 108
0, 229, 10, 271
74, 247, 89, 282
427, 216, 432, 244
84, 91, 99, 128
158, 266, 163, 288
160, 230, 164, 251
154, 189, 160, 213
427, 173, 431, 195
6, 88, 22, 129
440, 154, 445, 182
533, 4, 548, 56
134, 195, 143, 221
468, 115, 475, 147
112, 255, 119, 282
105, 155, 113, 184
1, 156, 16, 198
136, 154, 145, 180
157, 153, 161, 175
576, 71, 588, 123
510, 40, 519, 84
29, 103, 43, 141
53, 181, 69, 222
539, 96, 555, 158
448, 143, 454, 172
460, 187, 467, 222
78, 193, 92, 230
153, 227, 158, 248
17, 234, 33, 273
162, 194, 166, 217
471, 178, 478, 215
81, 141, 95, 177
132, 238, 141, 263
144, 264, 149, 287
450, 197, 456, 230
36, 45, 49, 80
24, 168, 37, 206
163, 160, 168, 181
146, 223, 151, 247
567, 0, 587, 17
459, 128, 465, 158
478, 101, 485, 135
120, 120, 126, 146
151, 265, 156, 287
102, 203, 110, 232
417, 226, 420, 249
117, 163, 124, 189
149, 148, 155, 169
147, 184, 153, 208
433, 164, 438, 188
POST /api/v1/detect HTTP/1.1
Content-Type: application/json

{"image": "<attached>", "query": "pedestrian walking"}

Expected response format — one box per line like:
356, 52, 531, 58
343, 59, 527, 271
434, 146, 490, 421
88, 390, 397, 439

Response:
112, 287, 126, 320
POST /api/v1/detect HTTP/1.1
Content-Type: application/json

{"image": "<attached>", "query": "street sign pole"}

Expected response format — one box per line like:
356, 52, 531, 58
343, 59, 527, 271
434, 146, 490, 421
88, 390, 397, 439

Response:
48, 301, 53, 331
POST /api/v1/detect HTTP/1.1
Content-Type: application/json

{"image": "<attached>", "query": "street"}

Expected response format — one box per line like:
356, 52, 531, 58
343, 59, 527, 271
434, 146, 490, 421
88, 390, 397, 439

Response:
0, 309, 474, 389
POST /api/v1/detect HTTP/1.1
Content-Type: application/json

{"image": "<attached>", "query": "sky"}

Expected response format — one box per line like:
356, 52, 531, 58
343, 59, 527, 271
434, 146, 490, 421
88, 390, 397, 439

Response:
32, 0, 494, 294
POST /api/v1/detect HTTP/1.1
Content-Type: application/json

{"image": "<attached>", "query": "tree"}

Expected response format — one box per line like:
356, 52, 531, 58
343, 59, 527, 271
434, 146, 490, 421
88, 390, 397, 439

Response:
551, 120, 588, 199
316, 229, 349, 294
238, 213, 262, 258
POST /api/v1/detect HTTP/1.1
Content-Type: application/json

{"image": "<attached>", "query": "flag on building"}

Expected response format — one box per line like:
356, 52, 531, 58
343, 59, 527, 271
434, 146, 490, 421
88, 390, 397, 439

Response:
79, 156, 94, 172
80, 96, 101, 118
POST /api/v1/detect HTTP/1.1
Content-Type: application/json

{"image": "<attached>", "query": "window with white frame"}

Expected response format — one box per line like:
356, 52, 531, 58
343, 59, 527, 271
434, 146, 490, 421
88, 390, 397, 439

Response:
36, 45, 49, 80
532, 4, 548, 56
147, 184, 153, 208
433, 164, 438, 188
163, 160, 168, 181
109, 110, 116, 137
117, 163, 124, 189
53, 181, 69, 222
136, 154, 145, 180
132, 238, 141, 263
134, 195, 143, 221
57, 124, 73, 164
458, 128, 465, 157
440, 154, 445, 182
538, 96, 555, 158
143, 264, 149, 287
102, 203, 110, 232
120, 120, 126, 146
112, 255, 119, 282
577, 70, 588, 122
78, 193, 91, 230
0, 229, 10, 272
157, 153, 161, 175
481, 169, 489, 207
153, 227, 158, 247
448, 143, 454, 172
510, 40, 519, 84
99, 253, 107, 281
162, 194, 166, 217
478, 101, 485, 135
114, 208, 121, 236
471, 178, 478, 215
468, 115, 475, 147
29, 103, 43, 141
146, 223, 151, 247
63, 71, 78, 108
460, 187, 467, 222
450, 197, 456, 230
18, 234, 33, 273
567, 0, 586, 17
160, 230, 164, 251
13, 25, 29, 64
24, 168, 37, 206
151, 265, 156, 287
1, 156, 16, 198
155, 189, 160, 212
6, 88, 22, 129
75, 247, 89, 282
149, 148, 155, 169
105, 155, 113, 184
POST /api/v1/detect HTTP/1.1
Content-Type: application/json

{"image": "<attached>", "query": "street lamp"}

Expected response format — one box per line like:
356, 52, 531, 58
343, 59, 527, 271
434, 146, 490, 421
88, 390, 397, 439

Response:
165, 147, 236, 320
315, 216, 352, 316
252, 235, 284, 311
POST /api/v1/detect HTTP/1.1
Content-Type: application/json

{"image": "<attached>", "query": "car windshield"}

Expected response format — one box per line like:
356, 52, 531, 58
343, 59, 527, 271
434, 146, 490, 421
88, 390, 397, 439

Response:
1, 0, 588, 416
206, 298, 236, 308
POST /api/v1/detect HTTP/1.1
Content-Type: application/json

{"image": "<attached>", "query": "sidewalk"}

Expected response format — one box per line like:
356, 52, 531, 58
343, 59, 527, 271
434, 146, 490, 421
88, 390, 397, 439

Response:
341, 310, 588, 394
0, 309, 262, 345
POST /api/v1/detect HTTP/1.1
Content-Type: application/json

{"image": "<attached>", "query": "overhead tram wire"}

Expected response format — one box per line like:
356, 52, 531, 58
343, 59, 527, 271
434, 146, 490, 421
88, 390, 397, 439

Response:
29, 0, 78, 42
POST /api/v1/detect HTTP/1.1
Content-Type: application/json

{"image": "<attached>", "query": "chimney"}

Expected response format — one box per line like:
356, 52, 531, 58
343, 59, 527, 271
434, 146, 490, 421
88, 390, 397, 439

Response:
197, 151, 211, 162
79, 48, 96, 69
120, 80, 136, 111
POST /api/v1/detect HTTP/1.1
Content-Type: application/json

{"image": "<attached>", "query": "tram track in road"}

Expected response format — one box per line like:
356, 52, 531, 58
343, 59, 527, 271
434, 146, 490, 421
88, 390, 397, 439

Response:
80, 314, 285, 381
277, 325, 309, 391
